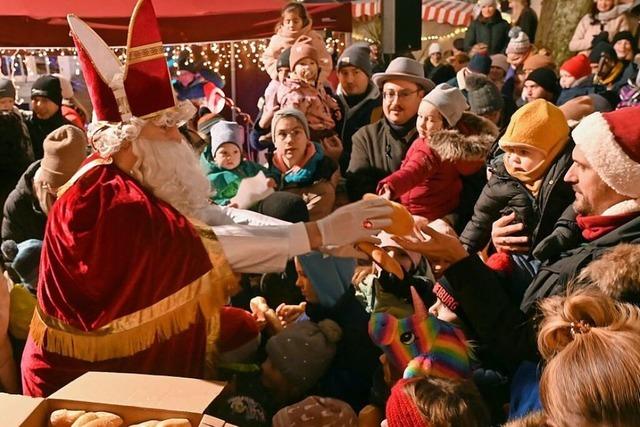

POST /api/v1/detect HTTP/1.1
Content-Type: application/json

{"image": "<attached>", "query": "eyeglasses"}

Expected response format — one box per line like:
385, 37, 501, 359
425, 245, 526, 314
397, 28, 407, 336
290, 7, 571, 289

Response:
382, 89, 421, 101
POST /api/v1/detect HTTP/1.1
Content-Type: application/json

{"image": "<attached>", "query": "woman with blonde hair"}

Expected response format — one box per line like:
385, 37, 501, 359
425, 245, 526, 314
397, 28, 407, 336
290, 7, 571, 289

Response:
537, 287, 640, 426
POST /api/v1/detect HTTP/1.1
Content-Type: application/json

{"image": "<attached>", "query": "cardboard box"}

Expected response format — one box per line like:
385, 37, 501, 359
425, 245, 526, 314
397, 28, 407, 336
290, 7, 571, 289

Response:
0, 372, 234, 426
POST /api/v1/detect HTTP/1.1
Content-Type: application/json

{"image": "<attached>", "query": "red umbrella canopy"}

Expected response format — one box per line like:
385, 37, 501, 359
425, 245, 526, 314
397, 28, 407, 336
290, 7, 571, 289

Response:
0, 0, 352, 47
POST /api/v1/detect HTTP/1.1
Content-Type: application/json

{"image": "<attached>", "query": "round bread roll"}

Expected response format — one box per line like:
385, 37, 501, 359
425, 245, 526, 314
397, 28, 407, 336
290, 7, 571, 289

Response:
71, 412, 122, 427
49, 409, 86, 427
156, 419, 192, 427
128, 421, 159, 427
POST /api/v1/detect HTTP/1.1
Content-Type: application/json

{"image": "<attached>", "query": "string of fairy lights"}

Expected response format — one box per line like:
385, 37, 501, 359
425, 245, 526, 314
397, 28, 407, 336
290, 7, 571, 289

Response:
0, 35, 347, 79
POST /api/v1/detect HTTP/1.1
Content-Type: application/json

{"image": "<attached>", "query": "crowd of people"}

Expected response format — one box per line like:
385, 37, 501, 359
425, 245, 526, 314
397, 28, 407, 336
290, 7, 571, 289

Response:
1, 0, 640, 425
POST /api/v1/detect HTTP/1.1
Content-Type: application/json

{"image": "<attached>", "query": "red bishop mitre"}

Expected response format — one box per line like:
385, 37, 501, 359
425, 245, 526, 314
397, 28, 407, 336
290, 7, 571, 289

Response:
68, 0, 176, 122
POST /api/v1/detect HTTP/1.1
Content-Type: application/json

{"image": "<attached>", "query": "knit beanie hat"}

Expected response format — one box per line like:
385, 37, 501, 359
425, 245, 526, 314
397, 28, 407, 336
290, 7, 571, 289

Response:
506, 27, 531, 55
0, 239, 42, 291
385, 379, 430, 427
218, 306, 261, 364
265, 319, 342, 394
422, 83, 469, 127
525, 68, 560, 99
612, 31, 636, 50
210, 120, 244, 156
298, 252, 356, 308
466, 73, 504, 115
560, 54, 592, 80
468, 54, 492, 74
0, 77, 16, 100
271, 108, 310, 141
490, 54, 509, 73
589, 41, 617, 63
428, 43, 442, 56
571, 106, 640, 198
499, 99, 569, 181
289, 35, 319, 71
478, 0, 497, 6
31, 75, 63, 106
337, 42, 373, 77
272, 396, 358, 427
277, 47, 291, 70
523, 54, 556, 73
40, 125, 87, 189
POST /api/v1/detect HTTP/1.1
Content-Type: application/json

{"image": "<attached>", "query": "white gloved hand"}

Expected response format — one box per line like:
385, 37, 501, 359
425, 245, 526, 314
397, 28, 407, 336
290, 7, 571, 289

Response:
316, 198, 393, 247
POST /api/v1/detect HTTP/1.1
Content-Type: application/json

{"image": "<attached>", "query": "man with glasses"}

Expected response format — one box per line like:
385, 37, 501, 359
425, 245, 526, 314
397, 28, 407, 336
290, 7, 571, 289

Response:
346, 57, 435, 199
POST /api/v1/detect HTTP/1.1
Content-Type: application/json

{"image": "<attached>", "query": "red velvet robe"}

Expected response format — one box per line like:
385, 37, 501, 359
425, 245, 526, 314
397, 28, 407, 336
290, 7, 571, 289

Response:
21, 162, 221, 397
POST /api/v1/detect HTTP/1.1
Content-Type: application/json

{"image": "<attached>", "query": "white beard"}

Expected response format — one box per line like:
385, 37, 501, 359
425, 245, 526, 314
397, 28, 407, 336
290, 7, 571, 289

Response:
130, 137, 213, 219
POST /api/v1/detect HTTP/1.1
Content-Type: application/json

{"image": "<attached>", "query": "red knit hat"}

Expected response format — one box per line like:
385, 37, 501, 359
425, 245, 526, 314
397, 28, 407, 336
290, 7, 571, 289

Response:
386, 379, 430, 427
218, 306, 260, 363
572, 106, 640, 199
289, 35, 319, 70
560, 54, 591, 80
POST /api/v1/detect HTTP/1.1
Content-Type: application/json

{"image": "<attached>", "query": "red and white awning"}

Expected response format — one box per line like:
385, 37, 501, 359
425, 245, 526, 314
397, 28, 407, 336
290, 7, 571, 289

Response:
422, 0, 475, 26
352, 0, 381, 19
351, 0, 474, 27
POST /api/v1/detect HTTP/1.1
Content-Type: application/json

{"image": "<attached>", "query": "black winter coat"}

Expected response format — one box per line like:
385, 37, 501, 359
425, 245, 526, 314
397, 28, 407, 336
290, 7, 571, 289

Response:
444, 214, 640, 373
306, 287, 381, 412
513, 8, 538, 42
464, 12, 511, 54
25, 110, 74, 160
335, 84, 382, 174
460, 141, 576, 255
2, 161, 47, 243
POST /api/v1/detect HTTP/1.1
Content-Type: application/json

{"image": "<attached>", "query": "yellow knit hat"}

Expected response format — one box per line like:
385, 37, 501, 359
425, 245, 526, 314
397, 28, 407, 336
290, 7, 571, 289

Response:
499, 99, 569, 154
499, 99, 569, 186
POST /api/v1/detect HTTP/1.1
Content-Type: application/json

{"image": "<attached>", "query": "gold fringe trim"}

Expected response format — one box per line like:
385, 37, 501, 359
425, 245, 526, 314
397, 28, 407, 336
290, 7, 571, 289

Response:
30, 227, 238, 363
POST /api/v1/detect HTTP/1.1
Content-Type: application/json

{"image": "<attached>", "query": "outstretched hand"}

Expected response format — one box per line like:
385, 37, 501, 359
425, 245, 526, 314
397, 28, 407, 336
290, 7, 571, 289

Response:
392, 224, 468, 268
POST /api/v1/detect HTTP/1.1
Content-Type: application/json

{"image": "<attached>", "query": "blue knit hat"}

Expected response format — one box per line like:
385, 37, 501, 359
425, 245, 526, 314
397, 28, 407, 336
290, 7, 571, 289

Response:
298, 252, 356, 307
1, 239, 42, 292
468, 54, 492, 75
210, 120, 244, 156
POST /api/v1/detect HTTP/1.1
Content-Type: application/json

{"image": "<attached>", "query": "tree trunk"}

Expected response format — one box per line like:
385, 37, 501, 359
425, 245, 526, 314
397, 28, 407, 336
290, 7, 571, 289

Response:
537, 0, 592, 65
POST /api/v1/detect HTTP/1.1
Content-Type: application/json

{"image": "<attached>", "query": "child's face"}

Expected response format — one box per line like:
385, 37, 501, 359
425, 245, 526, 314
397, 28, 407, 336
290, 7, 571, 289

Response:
282, 9, 304, 32
614, 39, 633, 61
261, 358, 290, 393
0, 97, 14, 111
294, 257, 319, 304
416, 101, 445, 140
596, 0, 614, 13
274, 116, 309, 167
277, 67, 290, 83
294, 57, 319, 83
559, 70, 576, 89
504, 146, 545, 175
213, 142, 242, 170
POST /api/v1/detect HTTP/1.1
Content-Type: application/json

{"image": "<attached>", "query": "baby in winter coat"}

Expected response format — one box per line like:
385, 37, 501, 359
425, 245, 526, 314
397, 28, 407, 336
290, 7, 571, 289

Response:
200, 121, 275, 206
261, 36, 342, 149
460, 100, 579, 282
557, 54, 595, 106
261, 2, 332, 83
377, 84, 497, 221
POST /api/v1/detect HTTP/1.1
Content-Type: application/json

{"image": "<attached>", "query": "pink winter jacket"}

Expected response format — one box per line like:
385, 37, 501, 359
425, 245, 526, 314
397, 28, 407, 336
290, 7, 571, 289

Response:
274, 78, 341, 132
569, 12, 629, 52
261, 21, 333, 82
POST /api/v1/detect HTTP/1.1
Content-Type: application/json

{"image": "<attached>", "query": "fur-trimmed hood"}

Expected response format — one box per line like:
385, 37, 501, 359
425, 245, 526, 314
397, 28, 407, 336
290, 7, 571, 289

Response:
577, 243, 640, 305
429, 111, 499, 162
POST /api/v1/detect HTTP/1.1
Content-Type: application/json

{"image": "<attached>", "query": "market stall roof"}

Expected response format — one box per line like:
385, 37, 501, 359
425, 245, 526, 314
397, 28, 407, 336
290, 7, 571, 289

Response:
0, 0, 352, 47
352, 0, 474, 26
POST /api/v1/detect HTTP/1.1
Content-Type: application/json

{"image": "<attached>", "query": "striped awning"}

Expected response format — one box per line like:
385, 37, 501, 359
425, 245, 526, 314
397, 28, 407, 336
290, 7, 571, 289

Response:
351, 0, 474, 27
351, 0, 381, 19
422, 0, 475, 26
